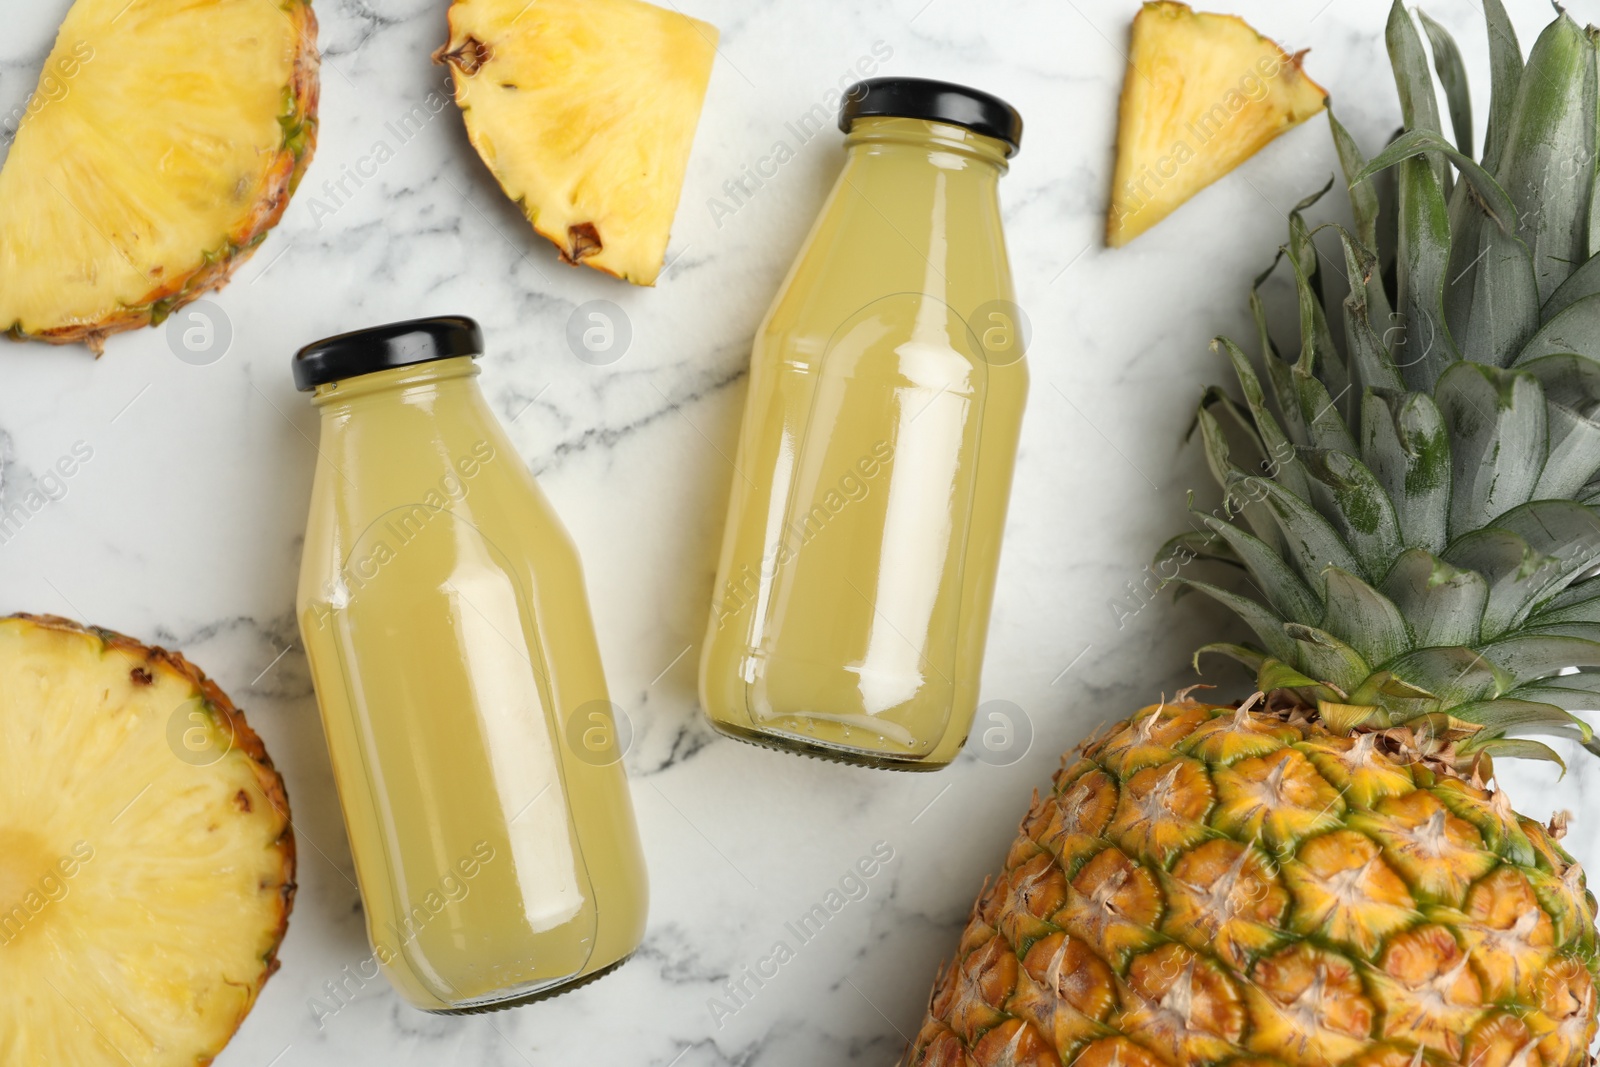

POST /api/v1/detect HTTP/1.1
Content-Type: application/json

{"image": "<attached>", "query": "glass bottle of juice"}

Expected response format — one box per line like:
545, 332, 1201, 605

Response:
699, 79, 1028, 770
293, 317, 647, 1011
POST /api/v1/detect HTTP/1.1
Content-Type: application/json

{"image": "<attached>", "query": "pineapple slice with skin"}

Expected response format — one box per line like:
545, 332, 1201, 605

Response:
1107, 1, 1327, 247
0, 0, 319, 354
0, 615, 294, 1067
436, 0, 717, 286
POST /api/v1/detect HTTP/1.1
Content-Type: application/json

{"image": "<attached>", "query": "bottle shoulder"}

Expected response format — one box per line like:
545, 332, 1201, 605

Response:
761, 221, 1015, 347
296, 408, 575, 598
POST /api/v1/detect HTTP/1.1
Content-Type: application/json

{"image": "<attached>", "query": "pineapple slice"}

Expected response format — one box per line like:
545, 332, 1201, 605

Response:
436, 0, 717, 286
0, 615, 293, 1066
1107, 1, 1326, 247
0, 0, 319, 353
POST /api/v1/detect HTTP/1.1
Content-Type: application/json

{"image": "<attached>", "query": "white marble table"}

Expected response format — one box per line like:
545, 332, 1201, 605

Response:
3, 0, 1598, 1063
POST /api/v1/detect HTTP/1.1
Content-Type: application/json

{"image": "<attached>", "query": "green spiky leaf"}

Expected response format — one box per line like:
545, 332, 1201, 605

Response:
1395, 154, 1457, 391
1434, 363, 1547, 537
1360, 389, 1450, 553
1340, 234, 1405, 395
1381, 548, 1487, 648
1195, 513, 1321, 626
1448, 501, 1600, 636
1517, 293, 1600, 364
1446, 698, 1592, 740
1194, 643, 1269, 674
1232, 470, 1363, 589
1179, 578, 1297, 663
1215, 337, 1309, 499
1458, 736, 1567, 770
1386, 1, 1447, 185
1510, 679, 1600, 713
1493, 12, 1597, 305
1354, 129, 1516, 233
1480, 634, 1600, 688
1283, 623, 1372, 694
1520, 354, 1600, 499
1479, 0, 1523, 173
1543, 250, 1600, 320
1321, 567, 1411, 667
1419, 11, 1472, 158
1388, 646, 1511, 705
1301, 449, 1404, 577
1332, 115, 1394, 325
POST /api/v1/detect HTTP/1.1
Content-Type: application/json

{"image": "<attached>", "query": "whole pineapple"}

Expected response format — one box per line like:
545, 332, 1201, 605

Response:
908, 3, 1600, 1065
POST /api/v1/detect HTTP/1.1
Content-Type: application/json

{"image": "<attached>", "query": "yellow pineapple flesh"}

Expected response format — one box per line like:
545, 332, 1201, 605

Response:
908, 701, 1598, 1066
0, 0, 319, 353
436, 0, 717, 286
1107, 1, 1326, 248
0, 616, 294, 1066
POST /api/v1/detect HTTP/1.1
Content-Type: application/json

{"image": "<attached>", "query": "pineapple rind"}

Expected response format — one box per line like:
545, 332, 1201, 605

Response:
0, 614, 294, 1067
0, 0, 320, 353
908, 702, 1599, 1067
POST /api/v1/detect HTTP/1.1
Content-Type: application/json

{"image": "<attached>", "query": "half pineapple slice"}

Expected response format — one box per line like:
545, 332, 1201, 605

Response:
437, 0, 717, 285
0, 0, 319, 353
0, 615, 294, 1066
1107, 1, 1327, 247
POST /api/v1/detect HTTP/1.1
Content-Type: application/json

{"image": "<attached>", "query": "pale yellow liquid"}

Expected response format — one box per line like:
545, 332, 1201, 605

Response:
700, 117, 1028, 769
296, 358, 647, 1010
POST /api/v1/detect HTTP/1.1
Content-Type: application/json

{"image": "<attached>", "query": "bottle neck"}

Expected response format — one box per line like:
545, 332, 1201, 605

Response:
805, 116, 1011, 318
842, 116, 1011, 174
311, 356, 482, 415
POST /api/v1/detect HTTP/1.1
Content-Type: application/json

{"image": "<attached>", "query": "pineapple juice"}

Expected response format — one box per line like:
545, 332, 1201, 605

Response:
295, 336, 646, 1012
701, 100, 1028, 769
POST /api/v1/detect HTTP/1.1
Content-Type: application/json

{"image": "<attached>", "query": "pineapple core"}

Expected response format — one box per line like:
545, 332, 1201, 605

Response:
1107, 1, 1327, 247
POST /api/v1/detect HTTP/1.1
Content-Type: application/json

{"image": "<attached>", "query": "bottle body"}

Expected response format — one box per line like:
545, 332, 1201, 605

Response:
296, 358, 647, 1011
700, 117, 1029, 769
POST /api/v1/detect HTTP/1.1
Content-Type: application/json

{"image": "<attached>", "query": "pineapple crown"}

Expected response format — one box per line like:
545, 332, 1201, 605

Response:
1173, 0, 1600, 769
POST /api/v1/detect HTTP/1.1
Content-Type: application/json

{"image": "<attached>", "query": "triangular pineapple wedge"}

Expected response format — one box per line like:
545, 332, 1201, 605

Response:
436, 0, 718, 286
1107, 1, 1327, 247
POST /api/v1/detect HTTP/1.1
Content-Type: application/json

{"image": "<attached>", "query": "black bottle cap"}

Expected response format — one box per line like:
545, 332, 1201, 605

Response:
838, 77, 1023, 157
292, 316, 484, 391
